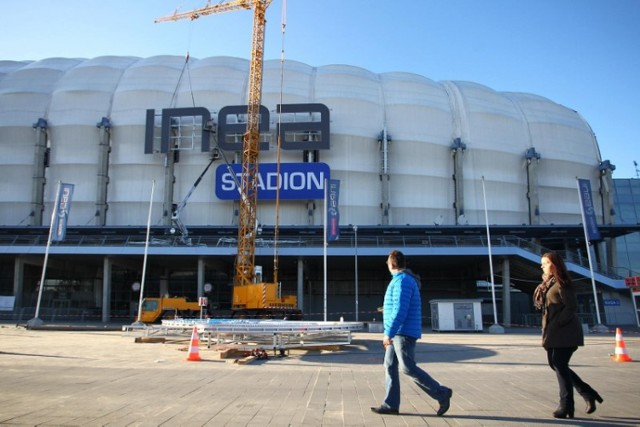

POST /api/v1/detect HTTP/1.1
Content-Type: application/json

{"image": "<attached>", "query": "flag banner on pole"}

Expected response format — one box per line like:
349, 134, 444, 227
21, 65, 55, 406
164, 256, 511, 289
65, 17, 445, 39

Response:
326, 179, 340, 242
52, 183, 74, 242
577, 178, 601, 242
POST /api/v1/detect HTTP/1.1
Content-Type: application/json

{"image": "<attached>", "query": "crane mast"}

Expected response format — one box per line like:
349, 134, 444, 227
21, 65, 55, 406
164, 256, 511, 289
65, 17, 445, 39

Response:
238, 0, 269, 288
156, 0, 271, 288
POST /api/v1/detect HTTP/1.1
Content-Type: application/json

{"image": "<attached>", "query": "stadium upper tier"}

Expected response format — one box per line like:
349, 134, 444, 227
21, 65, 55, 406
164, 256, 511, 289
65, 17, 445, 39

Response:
0, 56, 608, 228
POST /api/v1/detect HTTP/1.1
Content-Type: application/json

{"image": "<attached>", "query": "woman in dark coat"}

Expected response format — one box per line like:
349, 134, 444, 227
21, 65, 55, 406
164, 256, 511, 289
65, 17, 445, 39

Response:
534, 252, 603, 419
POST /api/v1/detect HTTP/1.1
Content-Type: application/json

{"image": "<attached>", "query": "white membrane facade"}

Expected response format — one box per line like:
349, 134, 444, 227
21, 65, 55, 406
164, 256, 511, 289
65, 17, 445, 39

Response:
0, 56, 603, 228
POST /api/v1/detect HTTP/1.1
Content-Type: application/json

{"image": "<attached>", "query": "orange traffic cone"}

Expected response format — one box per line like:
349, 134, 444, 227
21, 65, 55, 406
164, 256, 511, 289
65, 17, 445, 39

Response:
612, 328, 632, 362
186, 326, 202, 362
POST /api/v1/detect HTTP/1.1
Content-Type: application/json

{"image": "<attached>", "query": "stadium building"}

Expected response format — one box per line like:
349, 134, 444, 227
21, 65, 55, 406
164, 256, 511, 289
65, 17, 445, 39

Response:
1, 56, 639, 327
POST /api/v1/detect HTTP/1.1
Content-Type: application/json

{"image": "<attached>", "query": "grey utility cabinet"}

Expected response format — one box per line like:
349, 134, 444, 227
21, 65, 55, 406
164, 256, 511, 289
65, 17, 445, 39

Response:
430, 299, 483, 332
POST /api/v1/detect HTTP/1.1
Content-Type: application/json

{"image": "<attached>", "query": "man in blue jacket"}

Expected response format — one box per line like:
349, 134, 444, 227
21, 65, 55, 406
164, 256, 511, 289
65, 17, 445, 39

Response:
371, 250, 453, 416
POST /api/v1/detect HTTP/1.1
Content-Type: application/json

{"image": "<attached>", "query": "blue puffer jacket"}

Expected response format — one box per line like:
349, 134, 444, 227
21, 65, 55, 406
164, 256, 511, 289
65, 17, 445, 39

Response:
383, 270, 422, 339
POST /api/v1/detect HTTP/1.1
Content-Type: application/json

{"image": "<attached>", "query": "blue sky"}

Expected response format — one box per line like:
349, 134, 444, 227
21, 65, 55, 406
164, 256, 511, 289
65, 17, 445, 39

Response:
2, 0, 639, 178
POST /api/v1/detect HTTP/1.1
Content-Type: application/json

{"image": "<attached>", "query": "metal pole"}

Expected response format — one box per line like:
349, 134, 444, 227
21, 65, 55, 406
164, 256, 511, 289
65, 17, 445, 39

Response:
323, 179, 327, 321
482, 177, 500, 329
630, 288, 639, 328
29, 180, 62, 326
135, 180, 155, 326
354, 224, 359, 322
576, 178, 603, 325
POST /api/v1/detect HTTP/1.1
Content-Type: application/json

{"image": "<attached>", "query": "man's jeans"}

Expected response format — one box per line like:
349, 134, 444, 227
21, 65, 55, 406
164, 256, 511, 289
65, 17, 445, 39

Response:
383, 334, 448, 410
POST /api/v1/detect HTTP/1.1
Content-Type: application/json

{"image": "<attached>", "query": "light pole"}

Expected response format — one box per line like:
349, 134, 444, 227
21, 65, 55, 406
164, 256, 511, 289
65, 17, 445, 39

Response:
353, 224, 359, 321
482, 176, 504, 334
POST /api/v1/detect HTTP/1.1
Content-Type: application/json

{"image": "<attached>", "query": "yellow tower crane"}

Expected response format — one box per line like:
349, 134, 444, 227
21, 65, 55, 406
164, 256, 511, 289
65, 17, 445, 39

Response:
156, 0, 300, 318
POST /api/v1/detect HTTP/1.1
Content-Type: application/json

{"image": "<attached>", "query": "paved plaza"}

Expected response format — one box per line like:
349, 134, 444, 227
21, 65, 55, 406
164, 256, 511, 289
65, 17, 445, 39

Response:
0, 323, 639, 426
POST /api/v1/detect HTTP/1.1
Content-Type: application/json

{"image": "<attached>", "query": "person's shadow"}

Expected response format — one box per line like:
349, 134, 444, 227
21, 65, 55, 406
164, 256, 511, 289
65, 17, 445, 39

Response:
292, 335, 500, 365
401, 413, 640, 426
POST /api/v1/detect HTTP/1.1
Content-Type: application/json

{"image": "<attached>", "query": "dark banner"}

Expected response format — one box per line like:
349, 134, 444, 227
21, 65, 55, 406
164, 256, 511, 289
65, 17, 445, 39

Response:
52, 183, 74, 242
326, 179, 340, 242
577, 178, 601, 242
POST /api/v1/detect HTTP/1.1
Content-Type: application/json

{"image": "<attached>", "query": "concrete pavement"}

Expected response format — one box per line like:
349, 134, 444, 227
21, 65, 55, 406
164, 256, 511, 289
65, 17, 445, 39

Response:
0, 324, 639, 426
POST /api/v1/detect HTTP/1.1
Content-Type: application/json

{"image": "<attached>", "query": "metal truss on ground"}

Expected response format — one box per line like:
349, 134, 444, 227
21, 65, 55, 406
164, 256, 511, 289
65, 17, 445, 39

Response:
123, 318, 366, 351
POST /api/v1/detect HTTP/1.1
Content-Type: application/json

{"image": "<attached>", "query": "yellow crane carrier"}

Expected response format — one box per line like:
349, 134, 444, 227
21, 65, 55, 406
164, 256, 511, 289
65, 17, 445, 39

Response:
137, 297, 203, 323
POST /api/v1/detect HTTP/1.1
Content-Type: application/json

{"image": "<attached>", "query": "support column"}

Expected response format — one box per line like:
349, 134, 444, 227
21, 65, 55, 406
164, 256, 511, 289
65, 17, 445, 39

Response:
95, 117, 111, 226
501, 258, 511, 327
102, 256, 111, 323
378, 128, 391, 225
305, 150, 317, 225
297, 257, 304, 312
31, 118, 48, 226
599, 160, 617, 269
197, 257, 205, 298
13, 257, 25, 309
163, 122, 180, 228
163, 151, 176, 228
525, 147, 541, 225
452, 138, 466, 224
160, 269, 169, 297
232, 151, 241, 226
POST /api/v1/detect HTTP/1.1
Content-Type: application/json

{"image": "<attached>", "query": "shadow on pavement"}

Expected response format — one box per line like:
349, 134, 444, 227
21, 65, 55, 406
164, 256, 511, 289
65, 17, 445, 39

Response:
293, 336, 499, 365
0, 350, 90, 359
401, 413, 640, 426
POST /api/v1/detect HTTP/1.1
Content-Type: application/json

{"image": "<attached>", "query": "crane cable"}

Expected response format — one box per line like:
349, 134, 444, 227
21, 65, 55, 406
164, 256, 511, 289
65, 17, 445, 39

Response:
273, 0, 286, 285
169, 52, 196, 109
169, 19, 197, 109
165, 21, 199, 232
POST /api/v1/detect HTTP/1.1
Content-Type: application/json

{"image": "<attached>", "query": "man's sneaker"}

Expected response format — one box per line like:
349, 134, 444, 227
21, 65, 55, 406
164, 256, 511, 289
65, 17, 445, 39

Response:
437, 388, 453, 416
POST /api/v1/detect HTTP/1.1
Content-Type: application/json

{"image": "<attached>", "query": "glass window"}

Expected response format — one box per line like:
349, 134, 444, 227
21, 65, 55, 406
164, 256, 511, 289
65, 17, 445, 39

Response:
617, 194, 634, 203
616, 205, 637, 224
142, 300, 158, 311
614, 181, 631, 195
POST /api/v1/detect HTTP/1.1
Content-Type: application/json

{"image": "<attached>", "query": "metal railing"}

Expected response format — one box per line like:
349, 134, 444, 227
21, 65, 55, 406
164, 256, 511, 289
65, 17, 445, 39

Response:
1, 231, 636, 280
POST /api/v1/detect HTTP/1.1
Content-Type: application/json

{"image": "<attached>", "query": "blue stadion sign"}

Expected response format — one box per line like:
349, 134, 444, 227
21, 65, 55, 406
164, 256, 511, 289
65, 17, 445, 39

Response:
215, 162, 330, 200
